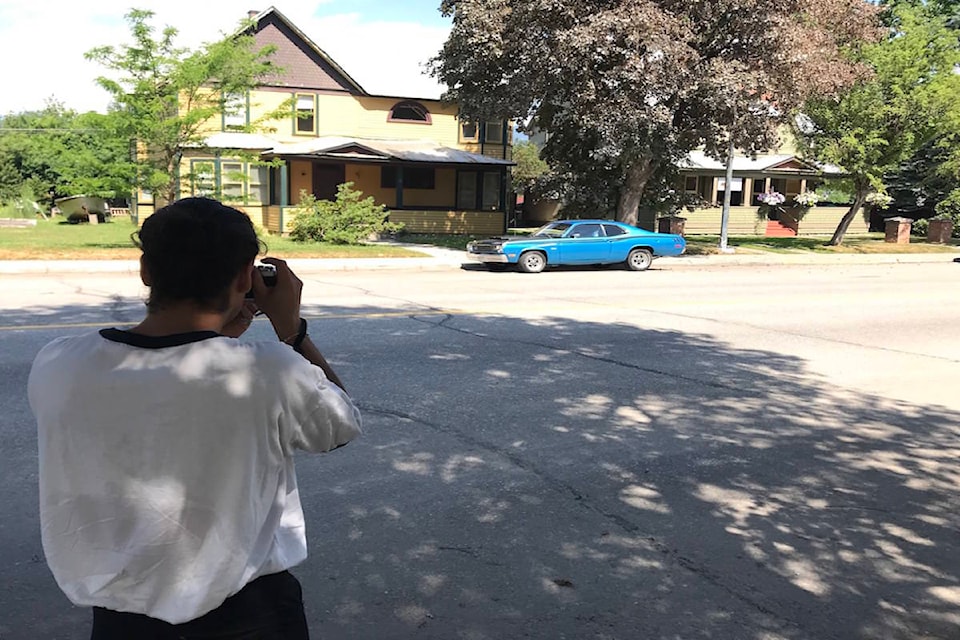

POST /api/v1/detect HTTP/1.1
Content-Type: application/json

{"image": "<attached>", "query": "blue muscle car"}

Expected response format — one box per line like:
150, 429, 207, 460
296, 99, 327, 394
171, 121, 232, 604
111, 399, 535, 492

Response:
466, 220, 686, 273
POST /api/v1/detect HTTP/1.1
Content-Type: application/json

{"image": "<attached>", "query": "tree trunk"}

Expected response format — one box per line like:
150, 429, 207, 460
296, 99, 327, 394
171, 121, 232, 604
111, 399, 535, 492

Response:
616, 158, 655, 227
828, 191, 867, 246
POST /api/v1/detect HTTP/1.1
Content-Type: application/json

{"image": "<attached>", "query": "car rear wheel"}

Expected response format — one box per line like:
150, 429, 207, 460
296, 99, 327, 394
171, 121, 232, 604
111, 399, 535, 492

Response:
626, 248, 653, 271
518, 251, 547, 273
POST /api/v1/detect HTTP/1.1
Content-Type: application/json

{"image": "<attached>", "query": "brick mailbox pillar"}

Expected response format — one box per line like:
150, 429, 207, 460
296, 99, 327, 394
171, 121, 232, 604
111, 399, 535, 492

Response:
884, 217, 912, 244
927, 219, 953, 244
657, 216, 686, 235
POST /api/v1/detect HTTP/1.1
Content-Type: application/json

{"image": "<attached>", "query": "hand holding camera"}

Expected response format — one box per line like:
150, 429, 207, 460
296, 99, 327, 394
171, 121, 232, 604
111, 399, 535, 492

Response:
250, 258, 304, 341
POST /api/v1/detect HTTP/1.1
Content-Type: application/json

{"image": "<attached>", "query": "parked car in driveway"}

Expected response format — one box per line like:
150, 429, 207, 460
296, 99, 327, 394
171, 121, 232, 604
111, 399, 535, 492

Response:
466, 220, 686, 273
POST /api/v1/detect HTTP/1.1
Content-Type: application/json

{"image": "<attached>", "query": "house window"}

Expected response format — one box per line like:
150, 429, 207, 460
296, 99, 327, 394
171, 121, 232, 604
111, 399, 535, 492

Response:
484, 120, 504, 143
191, 160, 215, 197
295, 93, 316, 134
381, 166, 436, 190
457, 171, 477, 209
249, 165, 269, 203
459, 122, 478, 142
388, 101, 431, 124
223, 92, 247, 130
684, 176, 698, 193
717, 177, 743, 206
481, 171, 501, 210
752, 178, 766, 204
221, 162, 245, 200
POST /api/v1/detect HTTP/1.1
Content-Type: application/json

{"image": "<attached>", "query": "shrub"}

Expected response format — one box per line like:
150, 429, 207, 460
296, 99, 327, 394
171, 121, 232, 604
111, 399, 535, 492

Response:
0, 184, 42, 219
909, 190, 960, 237
288, 182, 403, 244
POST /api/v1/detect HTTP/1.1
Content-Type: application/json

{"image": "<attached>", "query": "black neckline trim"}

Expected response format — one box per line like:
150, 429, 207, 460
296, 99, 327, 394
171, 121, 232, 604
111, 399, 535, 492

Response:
99, 328, 222, 349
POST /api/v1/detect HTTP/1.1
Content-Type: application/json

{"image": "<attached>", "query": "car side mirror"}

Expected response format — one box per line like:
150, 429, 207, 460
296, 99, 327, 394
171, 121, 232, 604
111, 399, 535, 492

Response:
571, 233, 581, 238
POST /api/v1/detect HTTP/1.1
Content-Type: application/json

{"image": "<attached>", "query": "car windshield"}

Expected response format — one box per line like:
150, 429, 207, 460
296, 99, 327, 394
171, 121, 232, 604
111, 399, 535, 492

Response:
532, 222, 572, 238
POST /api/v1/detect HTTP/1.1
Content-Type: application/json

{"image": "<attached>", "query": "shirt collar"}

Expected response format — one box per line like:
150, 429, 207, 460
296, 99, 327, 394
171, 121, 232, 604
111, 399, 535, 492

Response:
99, 328, 222, 349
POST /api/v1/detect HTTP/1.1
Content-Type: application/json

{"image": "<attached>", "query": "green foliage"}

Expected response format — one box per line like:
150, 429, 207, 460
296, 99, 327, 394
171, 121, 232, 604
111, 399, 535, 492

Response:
510, 142, 551, 194
288, 183, 403, 245
86, 9, 282, 202
0, 103, 133, 205
797, 2, 960, 243
432, 0, 879, 224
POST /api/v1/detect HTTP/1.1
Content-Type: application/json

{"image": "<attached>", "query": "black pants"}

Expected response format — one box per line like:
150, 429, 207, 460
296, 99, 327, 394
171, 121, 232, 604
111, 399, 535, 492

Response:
90, 570, 309, 640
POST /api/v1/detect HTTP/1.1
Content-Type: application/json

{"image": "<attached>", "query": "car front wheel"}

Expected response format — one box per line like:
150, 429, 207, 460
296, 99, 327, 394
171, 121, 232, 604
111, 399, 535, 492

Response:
518, 251, 547, 273
626, 248, 653, 271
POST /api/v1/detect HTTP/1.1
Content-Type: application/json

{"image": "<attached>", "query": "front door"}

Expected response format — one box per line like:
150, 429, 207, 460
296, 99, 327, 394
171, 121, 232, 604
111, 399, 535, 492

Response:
312, 163, 345, 201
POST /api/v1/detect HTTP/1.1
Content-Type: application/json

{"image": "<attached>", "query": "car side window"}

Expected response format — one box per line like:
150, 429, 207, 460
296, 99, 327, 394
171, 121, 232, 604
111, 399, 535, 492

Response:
603, 224, 627, 237
571, 223, 603, 238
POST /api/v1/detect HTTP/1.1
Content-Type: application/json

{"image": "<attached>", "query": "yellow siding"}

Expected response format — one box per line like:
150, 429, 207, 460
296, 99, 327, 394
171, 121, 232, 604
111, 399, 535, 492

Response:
404, 168, 457, 207
797, 206, 869, 236
346, 164, 396, 207
289, 160, 312, 204
460, 142, 512, 161
245, 90, 463, 146
677, 205, 869, 236
682, 207, 766, 235
389, 210, 505, 235
135, 203, 156, 227
263, 206, 282, 234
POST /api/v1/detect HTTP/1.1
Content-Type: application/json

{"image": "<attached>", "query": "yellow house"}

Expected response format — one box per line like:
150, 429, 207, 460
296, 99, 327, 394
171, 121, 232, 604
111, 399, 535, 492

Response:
137, 7, 514, 236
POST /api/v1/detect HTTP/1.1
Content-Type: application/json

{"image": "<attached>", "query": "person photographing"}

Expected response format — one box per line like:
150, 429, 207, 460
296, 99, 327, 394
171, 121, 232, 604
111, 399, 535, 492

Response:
28, 197, 362, 639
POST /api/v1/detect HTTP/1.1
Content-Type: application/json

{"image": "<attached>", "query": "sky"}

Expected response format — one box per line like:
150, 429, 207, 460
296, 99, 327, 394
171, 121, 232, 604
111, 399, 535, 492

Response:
0, 0, 453, 115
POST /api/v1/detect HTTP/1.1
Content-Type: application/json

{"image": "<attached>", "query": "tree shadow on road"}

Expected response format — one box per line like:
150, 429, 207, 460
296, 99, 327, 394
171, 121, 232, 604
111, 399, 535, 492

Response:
3, 302, 958, 640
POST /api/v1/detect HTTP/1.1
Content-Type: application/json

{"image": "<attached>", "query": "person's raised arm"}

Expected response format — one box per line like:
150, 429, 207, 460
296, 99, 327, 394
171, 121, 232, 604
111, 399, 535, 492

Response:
251, 257, 348, 391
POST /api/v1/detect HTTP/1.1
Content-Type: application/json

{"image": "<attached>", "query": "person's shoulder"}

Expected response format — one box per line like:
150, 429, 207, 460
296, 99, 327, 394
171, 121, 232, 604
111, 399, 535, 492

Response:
243, 339, 304, 367
31, 331, 102, 372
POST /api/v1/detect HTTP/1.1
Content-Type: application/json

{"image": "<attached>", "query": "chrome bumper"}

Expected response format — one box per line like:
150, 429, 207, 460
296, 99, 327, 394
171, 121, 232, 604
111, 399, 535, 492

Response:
465, 252, 509, 263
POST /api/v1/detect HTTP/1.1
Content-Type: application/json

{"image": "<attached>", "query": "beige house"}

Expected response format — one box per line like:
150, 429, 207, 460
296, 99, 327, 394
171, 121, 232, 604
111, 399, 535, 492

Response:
136, 7, 514, 236
668, 147, 867, 237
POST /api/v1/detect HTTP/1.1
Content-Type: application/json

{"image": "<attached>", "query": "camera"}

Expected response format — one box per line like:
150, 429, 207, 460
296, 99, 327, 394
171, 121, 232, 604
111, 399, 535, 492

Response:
256, 263, 278, 287
246, 263, 277, 298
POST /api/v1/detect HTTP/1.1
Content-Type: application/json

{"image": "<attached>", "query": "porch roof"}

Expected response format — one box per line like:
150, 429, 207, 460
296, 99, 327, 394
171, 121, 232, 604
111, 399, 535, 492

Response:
264, 136, 515, 167
678, 151, 844, 177
198, 131, 278, 150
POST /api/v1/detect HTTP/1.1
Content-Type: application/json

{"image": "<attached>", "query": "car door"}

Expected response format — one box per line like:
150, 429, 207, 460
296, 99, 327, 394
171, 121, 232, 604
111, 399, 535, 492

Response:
603, 223, 632, 261
558, 223, 610, 264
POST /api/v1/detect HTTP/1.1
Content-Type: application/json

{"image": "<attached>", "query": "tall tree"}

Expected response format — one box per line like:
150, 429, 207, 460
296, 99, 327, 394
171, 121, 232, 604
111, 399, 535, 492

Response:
796, 1, 960, 245
86, 9, 280, 204
430, 0, 879, 226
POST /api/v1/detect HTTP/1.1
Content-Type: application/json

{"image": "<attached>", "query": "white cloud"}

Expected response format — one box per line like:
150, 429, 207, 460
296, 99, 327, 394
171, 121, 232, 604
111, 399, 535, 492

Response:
0, 2, 450, 115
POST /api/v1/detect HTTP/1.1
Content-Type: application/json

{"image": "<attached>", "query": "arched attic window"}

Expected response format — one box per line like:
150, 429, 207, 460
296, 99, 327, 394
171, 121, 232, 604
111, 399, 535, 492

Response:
388, 101, 432, 124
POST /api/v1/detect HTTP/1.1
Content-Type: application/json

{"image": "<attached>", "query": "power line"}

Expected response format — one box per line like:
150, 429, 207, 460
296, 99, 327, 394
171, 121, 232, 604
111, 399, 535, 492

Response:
0, 128, 100, 133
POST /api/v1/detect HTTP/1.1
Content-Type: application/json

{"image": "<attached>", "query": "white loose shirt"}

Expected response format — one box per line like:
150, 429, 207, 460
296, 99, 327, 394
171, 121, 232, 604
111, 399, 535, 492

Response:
28, 329, 362, 624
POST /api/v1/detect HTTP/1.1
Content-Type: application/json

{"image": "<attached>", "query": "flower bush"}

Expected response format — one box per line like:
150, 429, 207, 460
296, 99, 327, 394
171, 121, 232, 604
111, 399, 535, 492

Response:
794, 191, 820, 207
757, 191, 786, 206
865, 192, 893, 209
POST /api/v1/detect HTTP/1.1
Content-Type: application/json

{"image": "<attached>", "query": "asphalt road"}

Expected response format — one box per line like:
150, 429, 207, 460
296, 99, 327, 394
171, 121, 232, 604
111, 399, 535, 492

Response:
2, 259, 959, 640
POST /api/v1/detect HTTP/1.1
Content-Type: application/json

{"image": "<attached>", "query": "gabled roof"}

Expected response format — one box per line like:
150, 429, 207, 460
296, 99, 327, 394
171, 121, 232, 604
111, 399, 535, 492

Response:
247, 7, 367, 95
266, 136, 514, 166
679, 151, 844, 176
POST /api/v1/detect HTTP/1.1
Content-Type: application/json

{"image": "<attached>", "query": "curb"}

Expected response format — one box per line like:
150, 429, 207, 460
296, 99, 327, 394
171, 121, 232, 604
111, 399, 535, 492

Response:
0, 248, 957, 275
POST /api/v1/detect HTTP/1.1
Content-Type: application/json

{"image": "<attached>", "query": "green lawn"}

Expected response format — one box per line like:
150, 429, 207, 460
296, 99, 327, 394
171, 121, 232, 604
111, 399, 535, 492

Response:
0, 218, 426, 260
3, 219, 957, 260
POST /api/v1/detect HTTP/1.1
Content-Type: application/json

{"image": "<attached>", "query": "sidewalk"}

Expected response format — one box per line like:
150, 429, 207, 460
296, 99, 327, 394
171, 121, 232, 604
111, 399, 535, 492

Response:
0, 243, 958, 275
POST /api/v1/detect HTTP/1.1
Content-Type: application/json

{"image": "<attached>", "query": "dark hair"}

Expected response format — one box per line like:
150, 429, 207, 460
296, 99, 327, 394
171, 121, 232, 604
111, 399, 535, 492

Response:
132, 198, 264, 312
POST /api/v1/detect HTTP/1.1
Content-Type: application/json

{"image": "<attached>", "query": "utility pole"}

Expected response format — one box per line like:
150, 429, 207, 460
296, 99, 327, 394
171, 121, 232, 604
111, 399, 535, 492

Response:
719, 134, 735, 252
